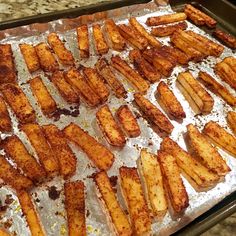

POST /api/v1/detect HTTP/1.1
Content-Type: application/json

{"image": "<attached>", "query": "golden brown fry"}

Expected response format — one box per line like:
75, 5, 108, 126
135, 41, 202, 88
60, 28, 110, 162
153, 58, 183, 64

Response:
0, 96, 11, 132
17, 190, 45, 236
0, 228, 11, 236
21, 123, 59, 177
227, 111, 236, 136
19, 43, 40, 73
76, 25, 90, 58
111, 56, 150, 94
223, 57, 236, 74
134, 93, 173, 134
119, 166, 151, 236
0, 155, 33, 190
187, 124, 230, 176
0, 83, 36, 124
156, 81, 186, 119
116, 105, 141, 138
42, 124, 77, 179
213, 29, 236, 49
94, 171, 132, 236
34, 42, 59, 72
29, 76, 57, 116
63, 123, 114, 170
184, 6, 205, 26
64, 181, 86, 236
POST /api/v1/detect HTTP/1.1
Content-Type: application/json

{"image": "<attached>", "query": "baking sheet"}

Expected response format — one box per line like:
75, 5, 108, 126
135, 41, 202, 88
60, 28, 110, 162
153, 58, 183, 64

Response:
0, 1, 236, 235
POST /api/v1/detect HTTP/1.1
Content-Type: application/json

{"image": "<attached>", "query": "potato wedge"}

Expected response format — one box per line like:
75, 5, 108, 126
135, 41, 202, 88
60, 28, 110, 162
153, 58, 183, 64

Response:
227, 111, 236, 136
223, 57, 236, 74
213, 29, 236, 49
0, 96, 11, 132
76, 25, 90, 58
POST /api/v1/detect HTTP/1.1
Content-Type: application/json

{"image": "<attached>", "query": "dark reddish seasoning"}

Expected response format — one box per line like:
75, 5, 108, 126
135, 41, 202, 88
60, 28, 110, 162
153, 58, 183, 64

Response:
52, 106, 80, 121
86, 210, 90, 217
134, 111, 141, 119
5, 194, 13, 205
35, 198, 40, 203
48, 186, 61, 200
3, 218, 13, 229
109, 176, 118, 188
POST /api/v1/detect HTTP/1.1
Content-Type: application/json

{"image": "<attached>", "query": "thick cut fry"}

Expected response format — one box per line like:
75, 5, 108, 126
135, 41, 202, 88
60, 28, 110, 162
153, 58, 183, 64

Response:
213, 29, 236, 49
157, 151, 189, 214
111, 56, 150, 94
177, 72, 214, 114
119, 167, 151, 236
0, 228, 11, 236
138, 149, 167, 218
160, 137, 220, 189
65, 68, 100, 107
19, 43, 40, 73
198, 71, 236, 107
95, 58, 127, 98
129, 49, 161, 83
34, 42, 59, 72
0, 96, 11, 132
0, 155, 33, 190
17, 190, 45, 236
2, 135, 46, 183
134, 93, 173, 134
129, 17, 162, 48
21, 123, 59, 177
94, 171, 132, 236
29, 76, 57, 116
203, 121, 236, 158
116, 105, 141, 138
0, 83, 36, 124
0, 44, 17, 83
76, 25, 90, 58
47, 33, 74, 66
42, 124, 77, 179
50, 71, 80, 104
96, 105, 126, 147
223, 57, 236, 74
63, 123, 114, 170
227, 111, 236, 136
187, 124, 230, 176
64, 181, 86, 236
83, 67, 110, 103
146, 13, 187, 26
105, 19, 126, 51
92, 23, 109, 55
118, 24, 148, 50
184, 6, 205, 26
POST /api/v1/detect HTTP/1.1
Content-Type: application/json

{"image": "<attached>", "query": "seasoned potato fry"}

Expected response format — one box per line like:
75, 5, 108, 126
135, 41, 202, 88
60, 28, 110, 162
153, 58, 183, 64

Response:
17, 190, 45, 236
29, 76, 57, 116
95, 58, 127, 98
21, 123, 59, 177
0, 155, 33, 190
0, 228, 11, 236
64, 181, 86, 236
119, 166, 151, 236
111, 56, 150, 94
146, 13, 187, 26
0, 96, 11, 132
47, 33, 74, 66
19, 43, 40, 73
94, 171, 132, 236
63, 123, 114, 170
223, 57, 236, 74
76, 25, 90, 58
42, 124, 77, 179
134, 93, 173, 134
227, 111, 236, 136
0, 83, 36, 124
34, 42, 59, 72
213, 29, 236, 49
65, 67, 100, 107
184, 6, 205, 26
96, 105, 126, 147
157, 151, 189, 214
156, 81, 186, 119
203, 121, 236, 158
187, 124, 230, 176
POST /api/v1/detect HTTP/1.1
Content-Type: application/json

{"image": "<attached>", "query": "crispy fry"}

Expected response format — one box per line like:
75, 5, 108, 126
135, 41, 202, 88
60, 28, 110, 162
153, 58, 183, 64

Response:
76, 25, 90, 58
119, 166, 151, 236
223, 57, 236, 74
203, 121, 236, 158
227, 111, 236, 136
21, 123, 59, 177
34, 42, 59, 72
95, 58, 127, 98
0, 155, 33, 190
213, 29, 236, 49
0, 96, 11, 132
47, 33, 74, 66
63, 123, 114, 170
187, 124, 230, 176
65, 67, 100, 107
129, 17, 162, 48
17, 190, 45, 236
42, 124, 77, 179
184, 6, 205, 26
156, 81, 186, 119
0, 228, 11, 236
64, 181, 86, 236
0, 44, 16, 83
94, 171, 132, 236
19, 43, 40, 73
29, 76, 57, 116
0, 83, 36, 124
111, 56, 150, 94
134, 93, 173, 134
146, 13, 187, 26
